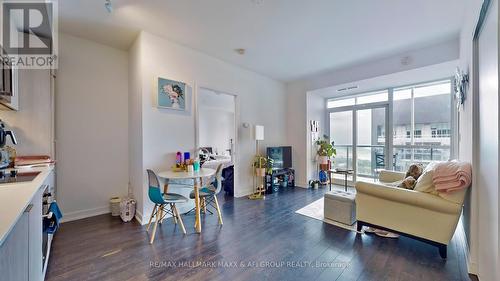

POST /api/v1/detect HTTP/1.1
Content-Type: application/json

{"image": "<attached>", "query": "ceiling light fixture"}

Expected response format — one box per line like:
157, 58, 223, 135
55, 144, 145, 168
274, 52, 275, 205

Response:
105, 0, 113, 13
235, 48, 246, 55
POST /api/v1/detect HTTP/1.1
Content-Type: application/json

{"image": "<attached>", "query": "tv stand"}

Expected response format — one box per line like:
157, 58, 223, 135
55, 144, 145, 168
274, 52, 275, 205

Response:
265, 168, 295, 194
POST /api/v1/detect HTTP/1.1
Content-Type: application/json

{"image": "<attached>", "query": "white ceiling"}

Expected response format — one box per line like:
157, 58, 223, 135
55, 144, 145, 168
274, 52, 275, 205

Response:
59, 0, 465, 82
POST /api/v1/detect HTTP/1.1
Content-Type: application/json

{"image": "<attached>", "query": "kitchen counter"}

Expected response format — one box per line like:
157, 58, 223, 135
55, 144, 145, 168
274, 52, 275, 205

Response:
0, 166, 54, 245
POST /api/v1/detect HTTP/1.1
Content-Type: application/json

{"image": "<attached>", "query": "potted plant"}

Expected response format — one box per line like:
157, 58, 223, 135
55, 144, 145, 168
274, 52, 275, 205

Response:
315, 135, 336, 165
253, 156, 274, 177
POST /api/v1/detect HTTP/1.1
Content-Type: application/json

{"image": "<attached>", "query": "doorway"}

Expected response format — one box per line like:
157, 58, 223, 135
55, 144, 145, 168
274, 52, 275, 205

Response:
329, 104, 388, 184
195, 87, 237, 194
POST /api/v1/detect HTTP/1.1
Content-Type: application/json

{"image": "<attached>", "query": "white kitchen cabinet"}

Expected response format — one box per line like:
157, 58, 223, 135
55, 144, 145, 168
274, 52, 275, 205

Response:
0, 183, 45, 281
0, 206, 30, 281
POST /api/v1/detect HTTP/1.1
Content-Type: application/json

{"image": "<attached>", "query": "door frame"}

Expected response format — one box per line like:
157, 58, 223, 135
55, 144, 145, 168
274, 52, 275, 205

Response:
327, 102, 390, 184
194, 85, 239, 191
467, 0, 493, 274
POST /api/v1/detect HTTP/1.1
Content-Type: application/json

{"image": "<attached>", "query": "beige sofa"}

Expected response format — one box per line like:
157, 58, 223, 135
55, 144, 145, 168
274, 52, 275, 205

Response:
355, 170, 466, 258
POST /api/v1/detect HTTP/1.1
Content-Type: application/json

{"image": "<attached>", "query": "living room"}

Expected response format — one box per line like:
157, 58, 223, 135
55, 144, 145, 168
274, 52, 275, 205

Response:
0, 0, 498, 281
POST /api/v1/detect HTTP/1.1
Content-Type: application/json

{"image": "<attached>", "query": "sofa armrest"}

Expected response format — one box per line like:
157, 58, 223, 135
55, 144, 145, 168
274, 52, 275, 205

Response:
379, 170, 406, 183
355, 181, 461, 214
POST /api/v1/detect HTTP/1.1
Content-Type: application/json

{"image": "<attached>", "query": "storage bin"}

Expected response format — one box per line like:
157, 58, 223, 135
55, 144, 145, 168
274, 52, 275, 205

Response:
110, 197, 121, 216
324, 191, 356, 225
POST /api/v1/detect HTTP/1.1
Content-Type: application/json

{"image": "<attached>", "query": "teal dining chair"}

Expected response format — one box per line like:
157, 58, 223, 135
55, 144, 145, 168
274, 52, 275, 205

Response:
188, 163, 224, 225
146, 169, 188, 244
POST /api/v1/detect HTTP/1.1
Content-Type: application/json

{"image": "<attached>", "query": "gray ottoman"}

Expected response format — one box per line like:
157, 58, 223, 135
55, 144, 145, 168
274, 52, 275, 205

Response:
324, 191, 356, 225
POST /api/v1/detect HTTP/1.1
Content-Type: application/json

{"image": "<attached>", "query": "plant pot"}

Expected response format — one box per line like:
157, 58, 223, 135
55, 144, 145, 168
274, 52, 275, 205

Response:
318, 156, 329, 165
313, 182, 319, 189
319, 164, 329, 171
255, 168, 266, 177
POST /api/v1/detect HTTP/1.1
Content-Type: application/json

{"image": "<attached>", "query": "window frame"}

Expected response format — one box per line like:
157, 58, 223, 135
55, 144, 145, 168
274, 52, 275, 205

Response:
326, 77, 457, 182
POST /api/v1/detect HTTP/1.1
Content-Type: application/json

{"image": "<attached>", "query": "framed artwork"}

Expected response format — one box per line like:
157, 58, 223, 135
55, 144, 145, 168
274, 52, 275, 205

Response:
157, 77, 186, 110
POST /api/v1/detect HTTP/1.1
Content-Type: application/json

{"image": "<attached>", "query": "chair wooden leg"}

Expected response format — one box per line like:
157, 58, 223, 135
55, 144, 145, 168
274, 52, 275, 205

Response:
203, 198, 207, 214
147, 204, 158, 232
170, 204, 177, 224
194, 179, 202, 233
173, 204, 187, 234
149, 204, 162, 244
213, 195, 223, 225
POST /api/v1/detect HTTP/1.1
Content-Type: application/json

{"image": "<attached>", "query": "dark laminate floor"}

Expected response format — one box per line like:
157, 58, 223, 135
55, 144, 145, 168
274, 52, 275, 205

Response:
46, 186, 472, 281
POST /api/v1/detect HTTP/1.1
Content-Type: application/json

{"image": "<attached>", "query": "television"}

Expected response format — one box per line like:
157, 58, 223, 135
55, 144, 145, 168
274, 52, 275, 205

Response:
266, 146, 292, 169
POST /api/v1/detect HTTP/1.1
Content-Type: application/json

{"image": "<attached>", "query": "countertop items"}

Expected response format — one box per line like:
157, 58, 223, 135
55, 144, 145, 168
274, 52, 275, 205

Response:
14, 155, 54, 168
0, 165, 54, 245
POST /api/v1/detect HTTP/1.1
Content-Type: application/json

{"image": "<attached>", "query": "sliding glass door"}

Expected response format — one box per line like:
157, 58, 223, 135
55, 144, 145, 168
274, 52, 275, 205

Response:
330, 110, 354, 182
328, 91, 389, 183
356, 106, 388, 181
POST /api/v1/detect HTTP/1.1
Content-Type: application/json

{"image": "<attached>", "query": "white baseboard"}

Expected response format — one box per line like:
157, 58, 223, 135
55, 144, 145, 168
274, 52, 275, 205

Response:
135, 209, 145, 225
468, 261, 478, 276
234, 188, 253, 198
61, 206, 110, 223
457, 218, 478, 276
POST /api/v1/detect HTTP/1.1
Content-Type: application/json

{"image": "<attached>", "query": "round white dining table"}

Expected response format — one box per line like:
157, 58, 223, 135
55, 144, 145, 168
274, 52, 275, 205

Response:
157, 168, 216, 233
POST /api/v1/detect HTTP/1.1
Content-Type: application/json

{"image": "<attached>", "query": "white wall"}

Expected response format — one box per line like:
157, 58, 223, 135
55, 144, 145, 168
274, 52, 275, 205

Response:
56, 33, 129, 222
128, 34, 144, 219
458, 1, 500, 278
0, 69, 52, 156
476, 2, 499, 278
131, 31, 287, 223
287, 39, 460, 187
458, 0, 483, 275
198, 88, 235, 155
475, 1, 499, 280
305, 92, 326, 182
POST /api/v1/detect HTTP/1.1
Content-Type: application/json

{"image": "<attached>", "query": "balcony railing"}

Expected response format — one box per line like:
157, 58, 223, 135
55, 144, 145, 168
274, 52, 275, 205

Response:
332, 144, 451, 179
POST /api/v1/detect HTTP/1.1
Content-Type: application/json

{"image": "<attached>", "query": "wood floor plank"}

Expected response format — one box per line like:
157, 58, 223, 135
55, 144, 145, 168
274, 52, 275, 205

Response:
46, 186, 471, 281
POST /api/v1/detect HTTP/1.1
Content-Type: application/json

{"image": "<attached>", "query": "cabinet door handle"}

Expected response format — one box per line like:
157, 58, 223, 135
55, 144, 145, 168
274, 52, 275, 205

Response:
24, 204, 34, 213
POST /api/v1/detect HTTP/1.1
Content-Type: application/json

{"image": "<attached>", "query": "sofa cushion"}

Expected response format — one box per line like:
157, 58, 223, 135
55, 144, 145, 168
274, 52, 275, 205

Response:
356, 181, 461, 214
414, 162, 439, 193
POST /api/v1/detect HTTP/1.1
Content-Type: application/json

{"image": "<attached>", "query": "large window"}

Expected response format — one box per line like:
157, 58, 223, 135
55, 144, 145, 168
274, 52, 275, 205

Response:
327, 90, 388, 109
392, 80, 452, 171
327, 78, 454, 183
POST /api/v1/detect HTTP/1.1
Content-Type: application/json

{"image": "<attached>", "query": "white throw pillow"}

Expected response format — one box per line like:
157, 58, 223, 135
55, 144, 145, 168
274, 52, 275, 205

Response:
414, 162, 439, 194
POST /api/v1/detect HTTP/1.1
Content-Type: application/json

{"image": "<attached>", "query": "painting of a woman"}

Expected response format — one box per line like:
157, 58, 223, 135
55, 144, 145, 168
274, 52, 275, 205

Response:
158, 78, 186, 110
